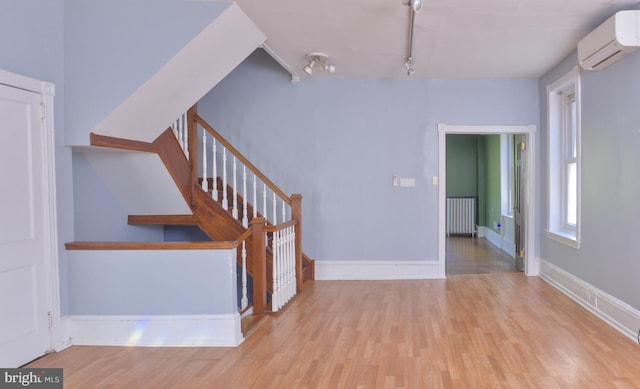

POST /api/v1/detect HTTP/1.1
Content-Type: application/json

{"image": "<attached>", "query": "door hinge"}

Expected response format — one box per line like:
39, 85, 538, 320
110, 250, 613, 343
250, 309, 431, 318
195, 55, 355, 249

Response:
48, 311, 53, 329
520, 142, 526, 151
519, 248, 525, 258
40, 101, 46, 120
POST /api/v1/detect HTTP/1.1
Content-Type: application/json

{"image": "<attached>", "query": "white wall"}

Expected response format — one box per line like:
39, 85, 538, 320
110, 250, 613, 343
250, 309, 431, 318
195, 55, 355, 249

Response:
198, 50, 540, 263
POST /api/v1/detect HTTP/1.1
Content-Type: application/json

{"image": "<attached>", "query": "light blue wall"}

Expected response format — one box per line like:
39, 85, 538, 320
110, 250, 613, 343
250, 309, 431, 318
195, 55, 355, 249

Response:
64, 0, 229, 145
539, 49, 640, 310
68, 249, 237, 315
0, 0, 73, 315
72, 152, 165, 242
199, 50, 539, 262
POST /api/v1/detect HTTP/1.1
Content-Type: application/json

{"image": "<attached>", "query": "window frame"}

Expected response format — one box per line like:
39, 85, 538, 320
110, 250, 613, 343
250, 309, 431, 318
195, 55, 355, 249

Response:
546, 67, 581, 248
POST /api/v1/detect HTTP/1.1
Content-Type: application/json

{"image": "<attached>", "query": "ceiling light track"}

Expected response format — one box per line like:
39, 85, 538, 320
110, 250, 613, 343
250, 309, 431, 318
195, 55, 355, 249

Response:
403, 0, 421, 76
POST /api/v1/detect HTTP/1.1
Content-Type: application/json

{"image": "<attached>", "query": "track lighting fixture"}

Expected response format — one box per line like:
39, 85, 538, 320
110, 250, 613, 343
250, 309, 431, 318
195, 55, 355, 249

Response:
303, 53, 336, 76
403, 0, 421, 76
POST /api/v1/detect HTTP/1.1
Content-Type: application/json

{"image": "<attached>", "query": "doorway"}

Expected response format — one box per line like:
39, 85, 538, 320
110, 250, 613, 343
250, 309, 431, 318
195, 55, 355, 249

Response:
437, 124, 537, 278
0, 70, 60, 367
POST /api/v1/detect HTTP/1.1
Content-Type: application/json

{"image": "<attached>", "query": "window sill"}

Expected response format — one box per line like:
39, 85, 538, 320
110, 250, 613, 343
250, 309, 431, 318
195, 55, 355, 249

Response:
546, 230, 580, 249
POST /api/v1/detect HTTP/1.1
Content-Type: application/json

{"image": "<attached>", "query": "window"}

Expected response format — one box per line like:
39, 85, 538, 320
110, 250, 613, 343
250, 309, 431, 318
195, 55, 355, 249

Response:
547, 67, 581, 248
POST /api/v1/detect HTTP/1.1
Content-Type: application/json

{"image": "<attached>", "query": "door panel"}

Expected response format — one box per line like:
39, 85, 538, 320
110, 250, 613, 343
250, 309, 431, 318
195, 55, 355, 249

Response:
514, 135, 526, 272
0, 83, 50, 367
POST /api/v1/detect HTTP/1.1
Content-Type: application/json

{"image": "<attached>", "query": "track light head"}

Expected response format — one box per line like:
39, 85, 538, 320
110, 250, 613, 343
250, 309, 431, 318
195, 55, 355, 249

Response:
303, 53, 336, 76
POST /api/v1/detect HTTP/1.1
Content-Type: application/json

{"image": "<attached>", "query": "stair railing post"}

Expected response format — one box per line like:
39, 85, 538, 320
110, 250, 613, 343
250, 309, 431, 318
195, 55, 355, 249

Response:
187, 104, 198, 207
251, 217, 267, 314
291, 194, 303, 292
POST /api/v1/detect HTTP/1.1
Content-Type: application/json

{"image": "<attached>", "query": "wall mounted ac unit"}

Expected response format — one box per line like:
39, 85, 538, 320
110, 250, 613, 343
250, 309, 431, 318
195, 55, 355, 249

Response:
578, 10, 640, 70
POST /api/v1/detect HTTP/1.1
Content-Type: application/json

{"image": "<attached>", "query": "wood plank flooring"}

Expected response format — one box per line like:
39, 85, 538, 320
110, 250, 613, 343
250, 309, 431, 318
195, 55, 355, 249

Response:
446, 236, 517, 274
27, 275, 640, 388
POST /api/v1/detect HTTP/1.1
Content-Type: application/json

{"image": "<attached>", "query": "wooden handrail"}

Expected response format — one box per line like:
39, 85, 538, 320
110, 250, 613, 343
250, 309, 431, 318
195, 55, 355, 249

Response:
234, 226, 253, 243
65, 241, 239, 250
193, 112, 291, 205
264, 219, 297, 232
90, 132, 156, 153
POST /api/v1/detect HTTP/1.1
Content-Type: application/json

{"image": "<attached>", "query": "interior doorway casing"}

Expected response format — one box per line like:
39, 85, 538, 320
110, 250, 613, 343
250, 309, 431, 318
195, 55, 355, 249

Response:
438, 124, 538, 277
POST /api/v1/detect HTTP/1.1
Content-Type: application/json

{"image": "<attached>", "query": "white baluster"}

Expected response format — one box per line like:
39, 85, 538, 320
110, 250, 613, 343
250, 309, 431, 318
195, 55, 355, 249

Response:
253, 175, 257, 219
201, 131, 208, 191
282, 199, 286, 223
212, 138, 218, 201
241, 241, 248, 310
222, 148, 228, 209
176, 116, 184, 151
242, 166, 248, 228
171, 120, 178, 142
290, 226, 297, 301
232, 157, 238, 219
182, 113, 189, 159
272, 230, 279, 311
286, 227, 292, 302
263, 183, 267, 223
278, 229, 285, 309
273, 192, 277, 225
284, 227, 291, 304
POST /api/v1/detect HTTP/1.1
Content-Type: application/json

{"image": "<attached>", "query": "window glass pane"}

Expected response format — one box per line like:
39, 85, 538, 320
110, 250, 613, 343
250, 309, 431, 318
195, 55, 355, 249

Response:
567, 162, 577, 225
566, 93, 577, 159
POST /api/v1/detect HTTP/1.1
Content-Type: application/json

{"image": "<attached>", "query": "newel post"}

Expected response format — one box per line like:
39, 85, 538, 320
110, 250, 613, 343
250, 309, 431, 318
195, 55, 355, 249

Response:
291, 194, 303, 292
251, 217, 267, 314
187, 104, 198, 206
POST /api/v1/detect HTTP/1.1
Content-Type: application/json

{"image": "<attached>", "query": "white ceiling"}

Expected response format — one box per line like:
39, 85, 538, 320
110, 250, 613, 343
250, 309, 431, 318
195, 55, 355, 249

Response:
235, 0, 640, 79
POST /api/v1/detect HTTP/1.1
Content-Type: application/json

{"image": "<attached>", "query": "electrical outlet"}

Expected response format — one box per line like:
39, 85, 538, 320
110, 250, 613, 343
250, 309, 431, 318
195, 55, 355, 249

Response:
400, 178, 416, 187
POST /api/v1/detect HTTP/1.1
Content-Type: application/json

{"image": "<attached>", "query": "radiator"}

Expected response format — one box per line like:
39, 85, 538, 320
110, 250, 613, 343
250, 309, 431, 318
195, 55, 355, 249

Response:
446, 197, 476, 236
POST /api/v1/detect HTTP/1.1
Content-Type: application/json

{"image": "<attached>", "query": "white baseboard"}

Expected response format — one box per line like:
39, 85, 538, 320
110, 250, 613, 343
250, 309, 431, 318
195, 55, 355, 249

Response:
54, 316, 72, 352
484, 228, 516, 258
476, 226, 486, 238
314, 260, 442, 280
539, 259, 640, 342
69, 313, 243, 347
485, 227, 502, 250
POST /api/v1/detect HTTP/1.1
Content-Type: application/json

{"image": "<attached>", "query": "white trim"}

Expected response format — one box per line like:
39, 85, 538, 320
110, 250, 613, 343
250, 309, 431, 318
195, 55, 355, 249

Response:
314, 260, 441, 280
438, 124, 538, 276
484, 228, 502, 251
545, 230, 580, 249
539, 259, 640, 342
484, 226, 516, 258
0, 69, 62, 353
546, 66, 582, 249
0, 69, 54, 96
54, 316, 72, 352
69, 314, 244, 347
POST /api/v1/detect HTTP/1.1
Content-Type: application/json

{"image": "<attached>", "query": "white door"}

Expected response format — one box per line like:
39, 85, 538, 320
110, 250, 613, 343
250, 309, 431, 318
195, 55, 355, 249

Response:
0, 83, 51, 367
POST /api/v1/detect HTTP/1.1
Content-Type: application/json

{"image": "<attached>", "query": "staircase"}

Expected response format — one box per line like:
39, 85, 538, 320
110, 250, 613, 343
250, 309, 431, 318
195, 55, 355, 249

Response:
89, 105, 314, 317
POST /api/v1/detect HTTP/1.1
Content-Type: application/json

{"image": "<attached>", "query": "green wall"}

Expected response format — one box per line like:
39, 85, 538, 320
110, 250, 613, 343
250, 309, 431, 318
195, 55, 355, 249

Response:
446, 134, 501, 231
446, 135, 478, 197
484, 135, 501, 233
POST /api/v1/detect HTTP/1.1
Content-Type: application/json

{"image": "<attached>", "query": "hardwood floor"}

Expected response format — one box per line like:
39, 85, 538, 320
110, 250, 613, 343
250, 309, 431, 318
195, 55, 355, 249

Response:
446, 236, 517, 274
26, 275, 640, 388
